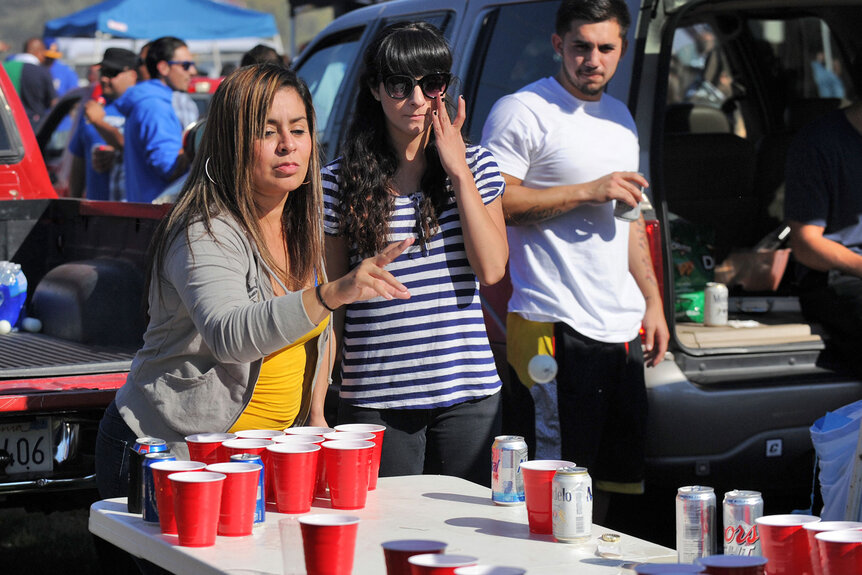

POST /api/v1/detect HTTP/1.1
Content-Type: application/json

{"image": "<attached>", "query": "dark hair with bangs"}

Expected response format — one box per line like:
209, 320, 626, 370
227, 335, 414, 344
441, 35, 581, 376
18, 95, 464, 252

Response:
337, 21, 453, 258
555, 0, 632, 38
148, 63, 325, 299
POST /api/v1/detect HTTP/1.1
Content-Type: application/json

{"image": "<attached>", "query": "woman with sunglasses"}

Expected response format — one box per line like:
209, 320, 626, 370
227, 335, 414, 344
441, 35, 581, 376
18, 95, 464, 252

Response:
323, 22, 508, 486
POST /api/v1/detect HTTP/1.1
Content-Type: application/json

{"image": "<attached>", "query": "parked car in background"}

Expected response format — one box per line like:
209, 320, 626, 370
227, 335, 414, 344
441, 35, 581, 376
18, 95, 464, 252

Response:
294, 0, 862, 539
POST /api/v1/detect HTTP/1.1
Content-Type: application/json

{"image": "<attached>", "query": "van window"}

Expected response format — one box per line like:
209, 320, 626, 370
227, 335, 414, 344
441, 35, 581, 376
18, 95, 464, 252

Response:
466, 0, 560, 143
296, 29, 363, 157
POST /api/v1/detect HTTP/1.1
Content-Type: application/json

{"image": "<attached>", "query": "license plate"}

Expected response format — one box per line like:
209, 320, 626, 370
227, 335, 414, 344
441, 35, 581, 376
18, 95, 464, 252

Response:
0, 418, 53, 474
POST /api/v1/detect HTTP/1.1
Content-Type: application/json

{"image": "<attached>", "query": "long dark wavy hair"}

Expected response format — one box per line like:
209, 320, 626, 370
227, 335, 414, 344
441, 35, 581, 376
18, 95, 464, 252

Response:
338, 21, 454, 258
148, 63, 324, 295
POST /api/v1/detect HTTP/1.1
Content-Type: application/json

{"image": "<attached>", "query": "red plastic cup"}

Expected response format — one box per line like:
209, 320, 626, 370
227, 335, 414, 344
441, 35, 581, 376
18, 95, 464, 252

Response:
235, 429, 285, 440
382, 539, 448, 575
756, 514, 820, 575
169, 471, 226, 547
150, 460, 206, 535
274, 434, 328, 499
222, 438, 275, 503
299, 513, 360, 575
266, 443, 321, 513
696, 555, 768, 575
804, 521, 862, 575
334, 424, 385, 490
285, 426, 334, 436
185, 432, 236, 465
816, 529, 862, 575
322, 440, 374, 510
408, 553, 478, 575
324, 431, 376, 442
519, 460, 576, 534
205, 462, 262, 537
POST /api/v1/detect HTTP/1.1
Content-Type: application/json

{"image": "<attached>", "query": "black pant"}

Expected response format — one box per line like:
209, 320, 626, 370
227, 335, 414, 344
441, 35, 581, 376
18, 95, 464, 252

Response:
799, 270, 862, 376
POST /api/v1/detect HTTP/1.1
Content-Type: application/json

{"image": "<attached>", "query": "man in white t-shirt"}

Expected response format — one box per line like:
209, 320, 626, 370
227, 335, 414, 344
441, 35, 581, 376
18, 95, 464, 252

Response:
482, 0, 668, 519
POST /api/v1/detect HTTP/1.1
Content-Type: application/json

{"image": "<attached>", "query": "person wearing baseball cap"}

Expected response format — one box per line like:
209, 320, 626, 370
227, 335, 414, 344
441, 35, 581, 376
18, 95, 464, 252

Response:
42, 38, 78, 97
69, 47, 139, 200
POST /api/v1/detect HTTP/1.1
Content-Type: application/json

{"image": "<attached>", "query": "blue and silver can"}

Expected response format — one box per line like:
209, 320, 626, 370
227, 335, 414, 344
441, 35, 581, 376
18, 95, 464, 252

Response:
491, 435, 528, 505
142, 451, 176, 523
231, 453, 265, 524
128, 437, 168, 514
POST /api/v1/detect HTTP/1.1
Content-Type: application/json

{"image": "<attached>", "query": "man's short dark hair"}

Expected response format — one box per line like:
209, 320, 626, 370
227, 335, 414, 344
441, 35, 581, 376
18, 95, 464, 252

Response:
146, 36, 187, 79
555, 0, 632, 38
240, 44, 282, 68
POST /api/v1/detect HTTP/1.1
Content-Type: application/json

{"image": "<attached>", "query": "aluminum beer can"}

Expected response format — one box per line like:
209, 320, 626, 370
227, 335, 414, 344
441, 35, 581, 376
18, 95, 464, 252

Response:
491, 435, 528, 505
723, 489, 764, 556
128, 437, 168, 513
552, 466, 593, 543
676, 485, 716, 562
142, 451, 175, 523
231, 453, 266, 525
704, 282, 729, 326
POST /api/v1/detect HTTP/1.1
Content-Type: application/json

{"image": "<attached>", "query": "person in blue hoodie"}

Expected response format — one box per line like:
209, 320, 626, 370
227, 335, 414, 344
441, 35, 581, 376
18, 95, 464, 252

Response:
116, 36, 196, 203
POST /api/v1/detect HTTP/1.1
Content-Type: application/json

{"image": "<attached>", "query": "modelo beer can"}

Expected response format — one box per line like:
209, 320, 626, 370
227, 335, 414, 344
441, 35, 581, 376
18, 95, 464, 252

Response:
128, 437, 168, 514
676, 485, 716, 562
704, 282, 728, 326
723, 489, 763, 556
491, 435, 528, 505
231, 453, 266, 525
552, 466, 593, 543
142, 451, 175, 523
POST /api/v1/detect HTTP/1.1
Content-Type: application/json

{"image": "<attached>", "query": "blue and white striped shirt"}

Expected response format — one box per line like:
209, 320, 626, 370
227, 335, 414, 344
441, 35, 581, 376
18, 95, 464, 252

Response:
323, 145, 504, 409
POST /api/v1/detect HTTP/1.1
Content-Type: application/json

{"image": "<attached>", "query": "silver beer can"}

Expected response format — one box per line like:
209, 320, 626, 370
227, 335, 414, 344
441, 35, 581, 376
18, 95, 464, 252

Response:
491, 435, 528, 505
676, 485, 716, 562
723, 489, 764, 556
704, 282, 728, 326
552, 466, 593, 543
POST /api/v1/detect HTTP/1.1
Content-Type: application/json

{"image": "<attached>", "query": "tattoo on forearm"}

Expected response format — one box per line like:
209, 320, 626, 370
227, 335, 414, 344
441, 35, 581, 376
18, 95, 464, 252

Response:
506, 206, 565, 226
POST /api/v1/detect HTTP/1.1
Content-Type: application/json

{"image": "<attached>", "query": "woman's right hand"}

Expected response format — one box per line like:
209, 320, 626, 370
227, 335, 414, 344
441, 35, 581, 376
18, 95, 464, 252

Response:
321, 237, 414, 308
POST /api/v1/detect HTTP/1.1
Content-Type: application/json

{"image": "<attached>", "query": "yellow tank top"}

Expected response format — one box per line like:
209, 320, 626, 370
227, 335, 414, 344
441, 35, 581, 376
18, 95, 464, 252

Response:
230, 316, 329, 432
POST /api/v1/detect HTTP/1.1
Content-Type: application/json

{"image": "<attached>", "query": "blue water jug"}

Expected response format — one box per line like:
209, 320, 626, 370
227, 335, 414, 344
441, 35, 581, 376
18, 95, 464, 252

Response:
0, 262, 27, 326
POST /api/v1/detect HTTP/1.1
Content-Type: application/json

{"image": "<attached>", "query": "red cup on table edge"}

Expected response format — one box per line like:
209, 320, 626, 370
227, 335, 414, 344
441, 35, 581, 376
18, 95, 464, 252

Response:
235, 429, 285, 440
222, 438, 276, 503
519, 459, 576, 535
169, 471, 226, 547
382, 539, 448, 575
274, 434, 328, 499
298, 513, 360, 575
334, 423, 385, 490
322, 439, 374, 510
185, 432, 236, 465
408, 553, 478, 575
454, 567, 527, 575
150, 460, 206, 535
804, 520, 862, 575
205, 462, 261, 537
816, 529, 862, 575
695, 555, 767, 575
285, 425, 334, 436
755, 514, 820, 575
266, 443, 320, 514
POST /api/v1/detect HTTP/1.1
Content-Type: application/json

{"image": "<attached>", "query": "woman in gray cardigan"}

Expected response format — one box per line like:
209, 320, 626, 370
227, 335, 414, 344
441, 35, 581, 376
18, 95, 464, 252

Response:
94, 64, 413, 501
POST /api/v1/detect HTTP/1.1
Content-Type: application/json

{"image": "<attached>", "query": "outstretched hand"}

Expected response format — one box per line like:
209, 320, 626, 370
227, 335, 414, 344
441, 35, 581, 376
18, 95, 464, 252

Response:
329, 237, 414, 307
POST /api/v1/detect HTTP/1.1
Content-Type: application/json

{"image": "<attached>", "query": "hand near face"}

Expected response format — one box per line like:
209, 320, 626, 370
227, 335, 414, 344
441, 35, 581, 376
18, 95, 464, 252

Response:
429, 94, 470, 179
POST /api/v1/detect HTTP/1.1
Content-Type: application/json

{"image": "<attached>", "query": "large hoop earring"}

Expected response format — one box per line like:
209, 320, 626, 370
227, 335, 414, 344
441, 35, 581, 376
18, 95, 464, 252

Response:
205, 157, 217, 185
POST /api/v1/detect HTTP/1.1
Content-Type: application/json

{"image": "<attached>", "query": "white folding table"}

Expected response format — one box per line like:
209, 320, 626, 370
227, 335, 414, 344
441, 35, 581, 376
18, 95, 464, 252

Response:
89, 474, 677, 574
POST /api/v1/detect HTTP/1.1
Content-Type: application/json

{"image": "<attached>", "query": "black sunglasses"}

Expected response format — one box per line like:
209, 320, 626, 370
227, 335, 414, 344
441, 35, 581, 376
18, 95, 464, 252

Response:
168, 60, 195, 71
382, 73, 451, 100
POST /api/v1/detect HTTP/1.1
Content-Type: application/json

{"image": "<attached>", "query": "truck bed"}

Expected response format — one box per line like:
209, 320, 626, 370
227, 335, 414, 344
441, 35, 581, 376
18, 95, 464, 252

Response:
0, 331, 135, 379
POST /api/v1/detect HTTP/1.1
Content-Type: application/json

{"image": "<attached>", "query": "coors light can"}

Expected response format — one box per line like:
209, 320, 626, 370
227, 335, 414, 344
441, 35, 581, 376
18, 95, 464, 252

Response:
491, 435, 528, 505
704, 282, 729, 326
552, 466, 593, 543
723, 489, 763, 556
676, 485, 716, 562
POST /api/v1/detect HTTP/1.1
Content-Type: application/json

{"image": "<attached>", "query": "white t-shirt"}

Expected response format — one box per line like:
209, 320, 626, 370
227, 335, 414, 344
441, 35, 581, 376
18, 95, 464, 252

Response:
481, 76, 645, 343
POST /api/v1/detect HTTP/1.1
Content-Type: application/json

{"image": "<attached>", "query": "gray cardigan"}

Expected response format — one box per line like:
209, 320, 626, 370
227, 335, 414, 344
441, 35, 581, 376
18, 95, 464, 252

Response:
115, 215, 331, 457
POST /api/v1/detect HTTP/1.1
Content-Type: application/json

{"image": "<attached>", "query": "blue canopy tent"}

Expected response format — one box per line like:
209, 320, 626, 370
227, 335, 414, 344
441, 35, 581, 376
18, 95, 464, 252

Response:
43, 0, 282, 73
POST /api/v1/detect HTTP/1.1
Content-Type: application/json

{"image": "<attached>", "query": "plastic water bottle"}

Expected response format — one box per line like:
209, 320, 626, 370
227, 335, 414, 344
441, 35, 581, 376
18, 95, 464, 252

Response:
0, 262, 27, 326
